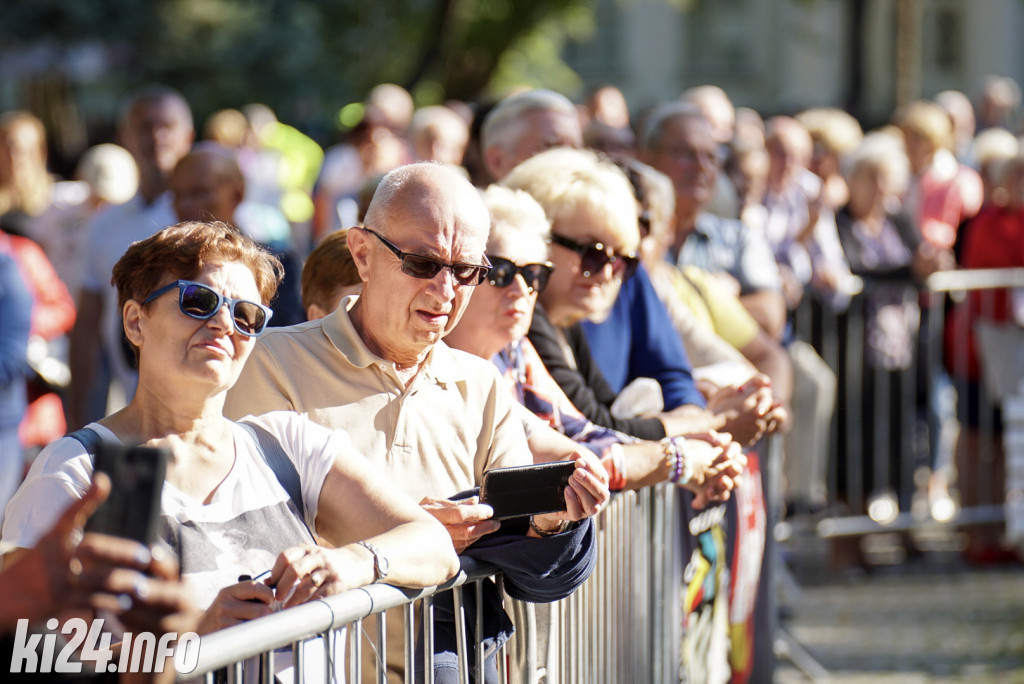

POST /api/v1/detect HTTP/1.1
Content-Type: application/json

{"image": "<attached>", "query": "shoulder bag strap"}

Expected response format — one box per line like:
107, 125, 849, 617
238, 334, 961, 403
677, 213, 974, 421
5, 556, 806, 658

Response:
65, 427, 104, 461
237, 420, 306, 521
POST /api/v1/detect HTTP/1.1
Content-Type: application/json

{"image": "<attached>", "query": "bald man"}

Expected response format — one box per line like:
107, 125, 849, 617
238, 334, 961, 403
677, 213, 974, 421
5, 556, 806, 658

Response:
170, 145, 304, 326
225, 162, 606, 682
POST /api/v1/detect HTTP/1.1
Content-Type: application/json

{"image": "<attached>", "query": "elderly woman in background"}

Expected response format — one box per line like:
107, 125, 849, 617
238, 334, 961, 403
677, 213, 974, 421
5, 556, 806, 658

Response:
444, 184, 744, 502
834, 134, 954, 527
796, 107, 864, 212
2, 221, 458, 634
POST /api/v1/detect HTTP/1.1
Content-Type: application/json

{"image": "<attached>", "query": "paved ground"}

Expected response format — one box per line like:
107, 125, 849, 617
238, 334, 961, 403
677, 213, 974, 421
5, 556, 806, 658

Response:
773, 563, 1024, 683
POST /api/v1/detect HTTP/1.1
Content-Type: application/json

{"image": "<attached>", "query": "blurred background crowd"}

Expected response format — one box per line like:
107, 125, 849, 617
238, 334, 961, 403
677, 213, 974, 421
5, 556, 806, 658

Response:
2, 0, 1023, 590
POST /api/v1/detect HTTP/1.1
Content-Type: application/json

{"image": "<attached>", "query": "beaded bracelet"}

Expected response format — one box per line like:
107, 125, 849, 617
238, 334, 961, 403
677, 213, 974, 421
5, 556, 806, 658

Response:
661, 436, 695, 486
661, 437, 681, 483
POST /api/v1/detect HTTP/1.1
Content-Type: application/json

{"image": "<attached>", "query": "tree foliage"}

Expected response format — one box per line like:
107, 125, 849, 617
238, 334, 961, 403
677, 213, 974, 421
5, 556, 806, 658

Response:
0, 0, 597, 130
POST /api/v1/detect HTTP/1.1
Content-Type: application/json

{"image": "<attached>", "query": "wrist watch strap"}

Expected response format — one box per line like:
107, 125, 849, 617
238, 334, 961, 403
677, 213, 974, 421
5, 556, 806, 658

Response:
356, 540, 390, 582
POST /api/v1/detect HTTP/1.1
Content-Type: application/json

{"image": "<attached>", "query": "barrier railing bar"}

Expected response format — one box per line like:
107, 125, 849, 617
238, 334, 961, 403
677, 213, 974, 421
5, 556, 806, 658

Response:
494, 576, 507, 684
350, 617, 362, 683
816, 504, 1005, 537
261, 647, 273, 683
452, 587, 469, 684
403, 604, 415, 684
188, 559, 498, 676
423, 594, 435, 684
323, 630, 334, 684
926, 267, 1024, 292
292, 638, 303, 684
474, 581, 484, 684
375, 611, 387, 684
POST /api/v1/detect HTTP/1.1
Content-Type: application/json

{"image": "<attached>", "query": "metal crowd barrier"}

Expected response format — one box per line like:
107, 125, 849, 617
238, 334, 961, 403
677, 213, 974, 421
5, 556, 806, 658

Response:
186, 484, 684, 683
790, 267, 1024, 545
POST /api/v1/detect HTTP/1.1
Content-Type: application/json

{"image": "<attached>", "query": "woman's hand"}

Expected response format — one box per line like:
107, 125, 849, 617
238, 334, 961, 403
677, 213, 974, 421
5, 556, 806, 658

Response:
195, 580, 275, 634
267, 543, 375, 610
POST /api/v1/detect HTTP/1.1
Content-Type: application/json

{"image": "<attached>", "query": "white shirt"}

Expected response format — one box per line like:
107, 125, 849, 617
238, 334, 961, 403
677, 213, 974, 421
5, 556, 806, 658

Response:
80, 192, 176, 399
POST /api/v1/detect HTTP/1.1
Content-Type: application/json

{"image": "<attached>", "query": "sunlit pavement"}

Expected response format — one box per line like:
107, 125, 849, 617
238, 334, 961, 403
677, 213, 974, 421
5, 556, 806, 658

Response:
774, 558, 1024, 683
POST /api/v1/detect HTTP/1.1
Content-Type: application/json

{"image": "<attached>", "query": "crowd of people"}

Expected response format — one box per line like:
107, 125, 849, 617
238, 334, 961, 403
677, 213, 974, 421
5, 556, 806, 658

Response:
0, 73, 1022, 681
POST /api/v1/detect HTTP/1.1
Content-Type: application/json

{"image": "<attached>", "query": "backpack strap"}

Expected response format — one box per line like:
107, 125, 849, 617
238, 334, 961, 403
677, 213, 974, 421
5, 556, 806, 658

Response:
237, 420, 306, 521
65, 427, 104, 459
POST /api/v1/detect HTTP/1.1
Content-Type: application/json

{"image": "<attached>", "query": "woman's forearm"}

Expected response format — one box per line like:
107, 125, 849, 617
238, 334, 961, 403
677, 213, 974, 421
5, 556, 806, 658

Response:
357, 521, 459, 588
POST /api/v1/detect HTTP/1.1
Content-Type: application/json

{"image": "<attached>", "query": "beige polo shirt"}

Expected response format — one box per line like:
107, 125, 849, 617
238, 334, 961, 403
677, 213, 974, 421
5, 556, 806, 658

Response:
224, 296, 530, 501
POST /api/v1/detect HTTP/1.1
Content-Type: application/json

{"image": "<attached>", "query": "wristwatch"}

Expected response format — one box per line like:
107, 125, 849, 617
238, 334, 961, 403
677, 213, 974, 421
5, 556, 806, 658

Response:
356, 540, 390, 583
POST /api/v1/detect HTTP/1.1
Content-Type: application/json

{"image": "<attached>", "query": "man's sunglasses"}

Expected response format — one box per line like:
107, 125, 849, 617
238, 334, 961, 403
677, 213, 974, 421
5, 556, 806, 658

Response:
550, 233, 639, 279
487, 256, 555, 294
142, 280, 273, 337
363, 227, 491, 286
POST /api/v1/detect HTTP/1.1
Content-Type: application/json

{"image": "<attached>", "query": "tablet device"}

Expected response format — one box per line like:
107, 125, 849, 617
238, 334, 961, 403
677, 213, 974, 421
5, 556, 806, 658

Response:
479, 461, 575, 520
85, 442, 169, 546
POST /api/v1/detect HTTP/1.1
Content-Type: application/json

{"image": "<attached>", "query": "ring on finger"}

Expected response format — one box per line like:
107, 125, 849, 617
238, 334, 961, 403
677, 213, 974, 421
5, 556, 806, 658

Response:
310, 569, 328, 588
68, 556, 84, 585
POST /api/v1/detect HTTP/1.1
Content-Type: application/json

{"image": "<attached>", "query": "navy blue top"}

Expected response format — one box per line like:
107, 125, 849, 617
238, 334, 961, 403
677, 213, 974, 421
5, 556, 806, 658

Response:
0, 253, 32, 431
580, 264, 706, 410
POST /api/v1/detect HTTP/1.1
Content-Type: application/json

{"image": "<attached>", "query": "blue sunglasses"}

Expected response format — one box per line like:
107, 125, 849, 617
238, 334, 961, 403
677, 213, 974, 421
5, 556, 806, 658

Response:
142, 280, 273, 337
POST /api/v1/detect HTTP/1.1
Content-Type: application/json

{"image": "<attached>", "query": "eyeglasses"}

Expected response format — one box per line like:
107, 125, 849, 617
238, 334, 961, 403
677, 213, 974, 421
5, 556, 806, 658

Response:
657, 145, 723, 168
486, 256, 555, 294
142, 280, 273, 337
549, 233, 639, 279
363, 227, 491, 286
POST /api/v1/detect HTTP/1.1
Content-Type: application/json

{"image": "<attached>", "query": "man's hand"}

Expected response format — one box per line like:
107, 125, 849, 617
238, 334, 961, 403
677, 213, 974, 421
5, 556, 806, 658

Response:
419, 496, 500, 553
531, 451, 610, 534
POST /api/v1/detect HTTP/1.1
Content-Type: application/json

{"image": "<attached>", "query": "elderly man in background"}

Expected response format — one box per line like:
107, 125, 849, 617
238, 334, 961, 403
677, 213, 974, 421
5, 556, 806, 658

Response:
481, 88, 583, 183
170, 144, 303, 325
68, 85, 193, 428
225, 161, 606, 682
642, 101, 837, 513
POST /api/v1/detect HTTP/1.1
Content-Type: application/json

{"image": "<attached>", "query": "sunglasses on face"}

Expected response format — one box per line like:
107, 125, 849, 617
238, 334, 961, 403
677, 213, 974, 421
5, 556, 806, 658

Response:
142, 280, 273, 337
550, 233, 639, 279
486, 256, 555, 294
363, 227, 491, 286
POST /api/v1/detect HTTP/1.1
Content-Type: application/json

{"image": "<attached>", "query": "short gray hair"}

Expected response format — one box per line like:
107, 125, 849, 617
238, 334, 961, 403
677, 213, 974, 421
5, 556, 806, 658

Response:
842, 132, 910, 197
638, 101, 704, 152
481, 89, 578, 153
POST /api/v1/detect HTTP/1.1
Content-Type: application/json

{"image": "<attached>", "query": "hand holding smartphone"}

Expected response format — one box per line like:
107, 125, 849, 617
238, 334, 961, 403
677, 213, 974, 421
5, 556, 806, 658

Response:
474, 461, 576, 520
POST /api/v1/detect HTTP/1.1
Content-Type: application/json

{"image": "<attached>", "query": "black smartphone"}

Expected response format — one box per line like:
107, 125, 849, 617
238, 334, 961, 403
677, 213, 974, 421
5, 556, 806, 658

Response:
478, 461, 576, 520
85, 442, 169, 546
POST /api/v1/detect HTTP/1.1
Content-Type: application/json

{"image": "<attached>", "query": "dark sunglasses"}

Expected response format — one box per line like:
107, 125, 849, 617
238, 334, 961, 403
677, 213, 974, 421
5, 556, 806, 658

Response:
550, 233, 639, 279
363, 227, 491, 286
486, 256, 555, 294
142, 280, 273, 337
